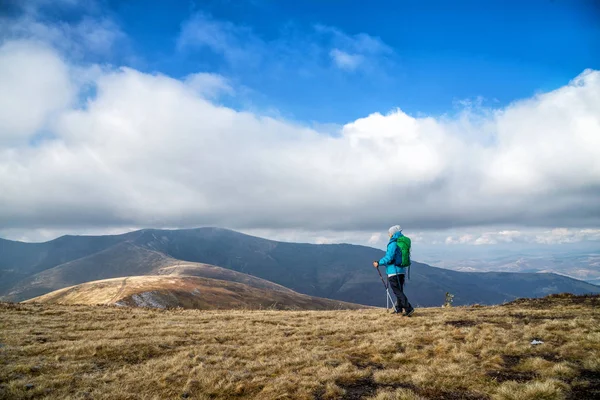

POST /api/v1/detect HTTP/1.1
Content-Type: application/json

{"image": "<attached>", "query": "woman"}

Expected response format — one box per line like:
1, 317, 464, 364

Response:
373, 225, 415, 316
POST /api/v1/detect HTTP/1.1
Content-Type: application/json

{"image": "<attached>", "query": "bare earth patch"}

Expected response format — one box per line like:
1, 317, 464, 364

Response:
0, 294, 599, 399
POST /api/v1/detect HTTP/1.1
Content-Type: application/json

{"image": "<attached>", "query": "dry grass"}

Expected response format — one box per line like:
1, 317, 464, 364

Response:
0, 294, 599, 400
23, 275, 364, 311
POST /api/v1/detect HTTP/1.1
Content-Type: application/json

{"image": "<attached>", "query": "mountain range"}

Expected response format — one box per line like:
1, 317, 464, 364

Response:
1, 228, 599, 307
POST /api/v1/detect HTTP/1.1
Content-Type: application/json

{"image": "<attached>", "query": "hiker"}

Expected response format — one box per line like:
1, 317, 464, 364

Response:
373, 225, 415, 316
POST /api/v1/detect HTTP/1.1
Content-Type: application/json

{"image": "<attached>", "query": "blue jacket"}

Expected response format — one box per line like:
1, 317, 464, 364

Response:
378, 231, 407, 276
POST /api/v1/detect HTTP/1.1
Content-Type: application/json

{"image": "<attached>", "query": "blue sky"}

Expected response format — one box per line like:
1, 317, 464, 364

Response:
15, 0, 599, 123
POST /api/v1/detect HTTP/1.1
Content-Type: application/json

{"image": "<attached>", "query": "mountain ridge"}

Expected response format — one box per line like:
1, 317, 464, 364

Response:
1, 227, 598, 306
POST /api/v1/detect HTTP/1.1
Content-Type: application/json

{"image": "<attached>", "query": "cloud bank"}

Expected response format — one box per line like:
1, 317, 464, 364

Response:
1, 37, 599, 235
0, 5, 599, 242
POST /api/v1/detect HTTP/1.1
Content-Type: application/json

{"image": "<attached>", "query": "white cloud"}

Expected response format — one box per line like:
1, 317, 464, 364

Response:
0, 2, 126, 59
0, 40, 74, 142
368, 233, 382, 245
72, 17, 124, 55
317, 25, 392, 71
446, 235, 475, 245
0, 39, 599, 237
442, 228, 600, 247
176, 14, 394, 75
185, 72, 234, 99
6, 0, 85, 17
177, 13, 258, 65
535, 228, 600, 245
329, 49, 363, 70
474, 236, 497, 245
315, 25, 392, 55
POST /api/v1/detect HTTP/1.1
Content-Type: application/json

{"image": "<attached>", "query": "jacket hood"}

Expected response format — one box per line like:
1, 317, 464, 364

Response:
390, 231, 403, 241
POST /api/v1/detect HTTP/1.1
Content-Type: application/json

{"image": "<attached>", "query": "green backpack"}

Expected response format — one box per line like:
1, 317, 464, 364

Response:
395, 236, 411, 267
395, 235, 412, 278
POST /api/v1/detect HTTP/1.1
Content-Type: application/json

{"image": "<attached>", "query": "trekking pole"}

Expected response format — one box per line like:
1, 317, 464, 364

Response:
385, 286, 390, 311
376, 266, 399, 313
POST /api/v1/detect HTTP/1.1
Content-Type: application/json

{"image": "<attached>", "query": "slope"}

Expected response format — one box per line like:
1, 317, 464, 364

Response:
5, 242, 298, 302
156, 263, 295, 293
4, 241, 171, 302
0, 234, 132, 294
24, 275, 366, 310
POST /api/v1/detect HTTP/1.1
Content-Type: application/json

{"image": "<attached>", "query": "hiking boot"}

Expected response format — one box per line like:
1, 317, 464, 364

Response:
392, 304, 403, 314
403, 308, 415, 317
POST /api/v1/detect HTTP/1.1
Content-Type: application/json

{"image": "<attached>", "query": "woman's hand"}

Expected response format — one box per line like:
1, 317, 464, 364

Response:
373, 261, 379, 268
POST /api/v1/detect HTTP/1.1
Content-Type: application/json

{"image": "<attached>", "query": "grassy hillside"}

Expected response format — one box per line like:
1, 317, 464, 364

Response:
5, 242, 299, 303
156, 263, 296, 293
0, 234, 133, 275
1, 294, 598, 399
0, 234, 132, 294
4, 242, 174, 302
24, 275, 365, 311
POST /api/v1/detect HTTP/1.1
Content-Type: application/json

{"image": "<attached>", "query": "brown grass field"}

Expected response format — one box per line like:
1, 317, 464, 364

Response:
22, 275, 365, 311
1, 294, 599, 400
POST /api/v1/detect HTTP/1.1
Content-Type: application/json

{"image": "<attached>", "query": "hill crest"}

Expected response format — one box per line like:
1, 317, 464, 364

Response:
25, 275, 366, 311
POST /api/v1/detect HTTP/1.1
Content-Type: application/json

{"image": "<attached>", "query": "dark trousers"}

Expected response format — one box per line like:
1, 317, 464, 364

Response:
388, 274, 412, 311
